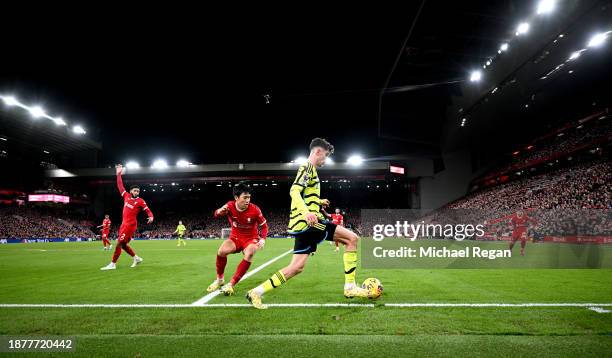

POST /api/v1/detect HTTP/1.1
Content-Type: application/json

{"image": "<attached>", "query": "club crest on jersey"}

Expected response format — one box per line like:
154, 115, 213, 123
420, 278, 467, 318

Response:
301, 172, 310, 185
247, 217, 251, 223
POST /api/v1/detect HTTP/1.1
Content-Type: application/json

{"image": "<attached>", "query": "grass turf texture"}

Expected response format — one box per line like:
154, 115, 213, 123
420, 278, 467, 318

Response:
0, 239, 611, 357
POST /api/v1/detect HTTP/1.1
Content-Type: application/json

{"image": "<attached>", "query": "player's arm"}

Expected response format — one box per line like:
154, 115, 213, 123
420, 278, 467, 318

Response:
321, 208, 331, 218
214, 203, 230, 218
116, 165, 129, 200
290, 165, 316, 225
140, 200, 154, 223
256, 208, 268, 249
486, 213, 512, 225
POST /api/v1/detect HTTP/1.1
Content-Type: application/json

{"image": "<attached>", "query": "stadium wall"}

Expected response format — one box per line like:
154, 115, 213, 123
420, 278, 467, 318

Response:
417, 150, 472, 210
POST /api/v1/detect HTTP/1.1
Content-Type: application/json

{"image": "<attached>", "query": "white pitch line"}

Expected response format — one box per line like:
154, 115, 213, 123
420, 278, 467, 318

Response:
1, 303, 611, 308
587, 306, 610, 313
191, 249, 293, 306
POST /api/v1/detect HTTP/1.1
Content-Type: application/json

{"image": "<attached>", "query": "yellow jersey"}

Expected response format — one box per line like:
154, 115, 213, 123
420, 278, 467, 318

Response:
288, 162, 323, 234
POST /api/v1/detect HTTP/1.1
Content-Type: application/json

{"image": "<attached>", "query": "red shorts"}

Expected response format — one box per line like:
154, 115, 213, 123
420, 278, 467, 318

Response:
230, 236, 260, 252
102, 231, 110, 239
118, 225, 136, 243
512, 227, 528, 242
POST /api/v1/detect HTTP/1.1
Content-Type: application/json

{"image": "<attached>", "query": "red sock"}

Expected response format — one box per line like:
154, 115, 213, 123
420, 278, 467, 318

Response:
111, 244, 122, 263
520, 240, 526, 249
230, 259, 252, 286
335, 240, 339, 248
216, 255, 227, 279
123, 243, 136, 257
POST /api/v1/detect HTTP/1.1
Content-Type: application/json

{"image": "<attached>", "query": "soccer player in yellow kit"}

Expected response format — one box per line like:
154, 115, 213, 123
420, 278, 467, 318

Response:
246, 138, 368, 309
174, 221, 187, 247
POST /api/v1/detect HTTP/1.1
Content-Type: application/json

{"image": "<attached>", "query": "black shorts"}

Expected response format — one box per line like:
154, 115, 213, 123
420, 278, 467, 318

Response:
292, 221, 337, 255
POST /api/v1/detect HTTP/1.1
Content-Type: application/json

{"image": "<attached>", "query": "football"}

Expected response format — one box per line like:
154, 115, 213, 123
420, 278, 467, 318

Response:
362, 278, 383, 299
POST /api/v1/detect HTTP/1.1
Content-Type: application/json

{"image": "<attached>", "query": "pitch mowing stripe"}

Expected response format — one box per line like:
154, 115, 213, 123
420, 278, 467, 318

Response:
1, 303, 611, 308
191, 249, 293, 306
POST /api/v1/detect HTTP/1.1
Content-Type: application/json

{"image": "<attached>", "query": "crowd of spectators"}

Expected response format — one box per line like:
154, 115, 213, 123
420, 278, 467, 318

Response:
478, 115, 611, 186
445, 160, 611, 237
0, 207, 94, 239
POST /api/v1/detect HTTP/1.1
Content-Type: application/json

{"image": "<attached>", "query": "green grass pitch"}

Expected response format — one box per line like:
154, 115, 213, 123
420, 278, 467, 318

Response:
0, 239, 611, 357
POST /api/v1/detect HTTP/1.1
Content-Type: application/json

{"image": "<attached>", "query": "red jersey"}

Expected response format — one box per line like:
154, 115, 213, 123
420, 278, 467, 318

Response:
117, 173, 153, 227
330, 213, 344, 226
102, 218, 111, 232
510, 214, 531, 228
215, 201, 268, 240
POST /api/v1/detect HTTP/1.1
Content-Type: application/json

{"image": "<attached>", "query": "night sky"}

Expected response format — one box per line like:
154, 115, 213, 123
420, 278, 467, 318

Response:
0, 2, 540, 166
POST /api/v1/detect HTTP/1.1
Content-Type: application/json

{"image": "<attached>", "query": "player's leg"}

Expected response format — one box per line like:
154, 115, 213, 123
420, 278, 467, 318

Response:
124, 231, 143, 267
335, 238, 340, 252
101, 230, 128, 270
207, 239, 237, 292
247, 253, 309, 309
222, 242, 258, 295
520, 232, 527, 256
333, 225, 368, 298
509, 232, 518, 251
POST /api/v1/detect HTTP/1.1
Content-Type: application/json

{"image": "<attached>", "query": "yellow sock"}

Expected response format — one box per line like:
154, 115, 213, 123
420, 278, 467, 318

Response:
343, 251, 357, 285
254, 271, 287, 295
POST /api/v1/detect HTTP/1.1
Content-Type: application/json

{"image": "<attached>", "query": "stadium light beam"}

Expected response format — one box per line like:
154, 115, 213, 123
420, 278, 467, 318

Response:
294, 156, 307, 165
72, 125, 86, 135
587, 31, 610, 48
516, 22, 530, 36
53, 117, 67, 126
152, 159, 169, 169
325, 157, 334, 165
125, 161, 140, 169
469, 70, 482, 82
1, 96, 19, 107
537, 0, 556, 15
29, 106, 46, 118
176, 159, 191, 167
347, 155, 364, 166
500, 43, 509, 52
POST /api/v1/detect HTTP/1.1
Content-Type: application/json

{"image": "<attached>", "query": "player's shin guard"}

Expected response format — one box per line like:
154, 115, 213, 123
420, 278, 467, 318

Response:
230, 259, 252, 286
343, 251, 358, 286
216, 255, 227, 279
253, 271, 287, 296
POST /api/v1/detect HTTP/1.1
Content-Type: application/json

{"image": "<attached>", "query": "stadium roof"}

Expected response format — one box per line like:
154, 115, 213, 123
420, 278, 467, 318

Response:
44, 160, 434, 179
0, 108, 101, 153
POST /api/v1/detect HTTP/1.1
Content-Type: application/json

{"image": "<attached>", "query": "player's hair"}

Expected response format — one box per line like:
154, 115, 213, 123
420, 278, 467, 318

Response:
129, 185, 140, 191
232, 182, 251, 197
309, 137, 334, 154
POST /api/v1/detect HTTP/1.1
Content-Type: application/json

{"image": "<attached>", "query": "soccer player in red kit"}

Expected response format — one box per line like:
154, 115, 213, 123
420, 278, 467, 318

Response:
488, 209, 536, 256
97, 215, 112, 251
100, 164, 154, 270
328, 208, 344, 252
206, 182, 268, 296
